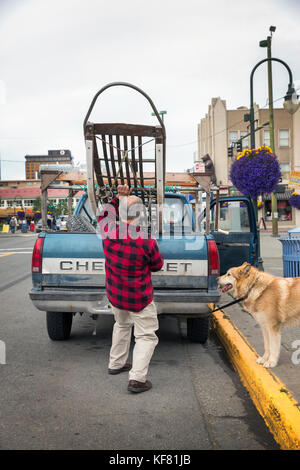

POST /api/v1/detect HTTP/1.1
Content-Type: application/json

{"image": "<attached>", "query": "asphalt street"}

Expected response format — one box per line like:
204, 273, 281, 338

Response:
0, 234, 278, 450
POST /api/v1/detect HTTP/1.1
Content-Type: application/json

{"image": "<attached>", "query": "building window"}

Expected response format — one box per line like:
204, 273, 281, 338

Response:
24, 199, 34, 207
240, 131, 249, 149
0, 200, 5, 207
6, 201, 13, 207
279, 129, 289, 148
16, 200, 23, 207
265, 199, 292, 222
72, 198, 80, 207
229, 131, 238, 146
280, 163, 290, 180
263, 130, 270, 146
280, 163, 290, 173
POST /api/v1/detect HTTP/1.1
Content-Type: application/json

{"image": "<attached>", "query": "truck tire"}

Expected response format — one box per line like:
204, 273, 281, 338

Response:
46, 312, 73, 340
66, 214, 96, 233
187, 317, 210, 343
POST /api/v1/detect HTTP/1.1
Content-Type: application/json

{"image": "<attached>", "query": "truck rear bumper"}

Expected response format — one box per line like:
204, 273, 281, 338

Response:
29, 288, 220, 316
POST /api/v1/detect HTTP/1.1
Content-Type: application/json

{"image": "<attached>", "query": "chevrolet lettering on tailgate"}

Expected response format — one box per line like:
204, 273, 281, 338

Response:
42, 258, 208, 276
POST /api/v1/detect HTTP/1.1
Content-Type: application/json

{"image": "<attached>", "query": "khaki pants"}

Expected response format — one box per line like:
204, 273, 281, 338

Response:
109, 301, 159, 383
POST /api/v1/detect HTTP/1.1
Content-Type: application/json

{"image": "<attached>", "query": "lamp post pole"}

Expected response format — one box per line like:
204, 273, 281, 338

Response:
152, 110, 167, 123
266, 34, 278, 237
249, 55, 297, 240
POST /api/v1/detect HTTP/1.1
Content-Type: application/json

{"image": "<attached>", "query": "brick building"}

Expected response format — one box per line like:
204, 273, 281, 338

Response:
25, 150, 73, 180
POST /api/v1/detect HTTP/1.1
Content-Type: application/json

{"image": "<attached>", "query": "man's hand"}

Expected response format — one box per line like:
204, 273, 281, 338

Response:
117, 184, 131, 199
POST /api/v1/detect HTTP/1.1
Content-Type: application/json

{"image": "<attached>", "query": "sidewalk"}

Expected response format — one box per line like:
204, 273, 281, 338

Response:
0, 232, 37, 238
213, 232, 300, 448
226, 233, 300, 400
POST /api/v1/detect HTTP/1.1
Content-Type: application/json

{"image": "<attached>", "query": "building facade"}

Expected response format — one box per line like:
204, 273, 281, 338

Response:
0, 172, 197, 222
197, 98, 300, 227
25, 149, 73, 180
0, 183, 83, 221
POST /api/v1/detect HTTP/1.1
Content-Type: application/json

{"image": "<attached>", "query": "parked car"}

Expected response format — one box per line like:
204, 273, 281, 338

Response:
57, 215, 68, 231
35, 215, 69, 232
35, 220, 42, 233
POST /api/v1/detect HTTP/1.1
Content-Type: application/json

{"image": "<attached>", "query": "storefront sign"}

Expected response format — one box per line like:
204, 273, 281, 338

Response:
289, 170, 300, 188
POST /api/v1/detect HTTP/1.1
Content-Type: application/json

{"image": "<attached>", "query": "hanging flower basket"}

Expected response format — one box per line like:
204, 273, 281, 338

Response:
17, 210, 25, 219
289, 192, 300, 210
34, 211, 41, 220
229, 145, 281, 199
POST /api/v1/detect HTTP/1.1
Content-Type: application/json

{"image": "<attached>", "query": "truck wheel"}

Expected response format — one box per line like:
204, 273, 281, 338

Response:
46, 312, 73, 340
187, 317, 210, 343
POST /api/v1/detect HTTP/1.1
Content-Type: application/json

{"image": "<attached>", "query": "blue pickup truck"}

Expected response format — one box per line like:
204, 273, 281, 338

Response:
29, 191, 258, 343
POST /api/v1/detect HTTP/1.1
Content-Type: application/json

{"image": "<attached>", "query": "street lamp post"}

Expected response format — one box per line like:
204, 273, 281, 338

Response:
266, 33, 278, 238
248, 31, 299, 238
151, 110, 167, 123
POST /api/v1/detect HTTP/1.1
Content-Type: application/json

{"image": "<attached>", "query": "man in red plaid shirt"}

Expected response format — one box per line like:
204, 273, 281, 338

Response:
98, 184, 163, 393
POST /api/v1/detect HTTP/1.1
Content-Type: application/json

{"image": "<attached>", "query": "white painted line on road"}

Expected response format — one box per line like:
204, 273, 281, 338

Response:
0, 248, 33, 251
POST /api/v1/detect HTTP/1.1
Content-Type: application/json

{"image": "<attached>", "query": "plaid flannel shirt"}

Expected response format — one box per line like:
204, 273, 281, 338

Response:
97, 197, 164, 313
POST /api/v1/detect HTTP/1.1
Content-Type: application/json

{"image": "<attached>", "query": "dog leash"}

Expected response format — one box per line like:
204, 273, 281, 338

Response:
212, 272, 261, 314
210, 296, 246, 314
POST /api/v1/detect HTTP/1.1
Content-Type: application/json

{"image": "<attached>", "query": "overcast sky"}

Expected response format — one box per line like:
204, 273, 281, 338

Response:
0, 0, 300, 179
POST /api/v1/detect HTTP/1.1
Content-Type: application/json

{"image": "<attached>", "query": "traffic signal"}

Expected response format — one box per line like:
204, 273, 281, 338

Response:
227, 147, 233, 158
236, 140, 243, 153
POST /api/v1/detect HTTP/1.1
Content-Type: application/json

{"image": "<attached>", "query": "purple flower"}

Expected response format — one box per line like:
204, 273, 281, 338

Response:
17, 210, 25, 219
230, 148, 281, 199
289, 194, 300, 210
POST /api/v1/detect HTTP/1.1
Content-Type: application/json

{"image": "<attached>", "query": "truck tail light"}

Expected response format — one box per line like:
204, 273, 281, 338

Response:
207, 239, 220, 276
32, 237, 44, 273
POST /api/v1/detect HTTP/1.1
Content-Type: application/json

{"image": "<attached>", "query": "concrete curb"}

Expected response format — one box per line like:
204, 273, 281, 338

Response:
210, 306, 300, 450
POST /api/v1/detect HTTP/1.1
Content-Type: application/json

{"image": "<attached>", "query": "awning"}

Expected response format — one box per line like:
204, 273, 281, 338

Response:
263, 190, 293, 201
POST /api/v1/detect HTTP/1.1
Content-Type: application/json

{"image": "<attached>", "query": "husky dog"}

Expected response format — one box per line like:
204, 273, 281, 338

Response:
218, 262, 300, 368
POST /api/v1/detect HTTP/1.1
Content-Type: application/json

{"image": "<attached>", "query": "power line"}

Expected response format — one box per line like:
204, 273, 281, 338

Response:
0, 89, 299, 162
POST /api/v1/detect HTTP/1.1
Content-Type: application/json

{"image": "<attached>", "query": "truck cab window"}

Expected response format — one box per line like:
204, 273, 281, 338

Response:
212, 201, 250, 232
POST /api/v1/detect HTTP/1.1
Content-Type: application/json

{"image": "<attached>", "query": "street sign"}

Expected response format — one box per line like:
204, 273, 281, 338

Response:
219, 186, 229, 195
193, 162, 205, 173
289, 170, 300, 188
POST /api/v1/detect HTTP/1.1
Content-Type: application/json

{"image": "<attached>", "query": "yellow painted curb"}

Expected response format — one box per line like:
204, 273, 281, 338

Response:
210, 305, 300, 450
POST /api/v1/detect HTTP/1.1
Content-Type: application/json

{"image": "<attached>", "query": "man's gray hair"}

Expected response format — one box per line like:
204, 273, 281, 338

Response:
119, 196, 144, 222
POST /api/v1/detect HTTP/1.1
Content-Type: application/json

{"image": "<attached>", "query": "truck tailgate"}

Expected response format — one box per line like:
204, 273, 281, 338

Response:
39, 232, 209, 290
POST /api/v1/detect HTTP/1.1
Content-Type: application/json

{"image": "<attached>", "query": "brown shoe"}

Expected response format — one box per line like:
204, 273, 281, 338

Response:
128, 380, 152, 393
108, 363, 132, 375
